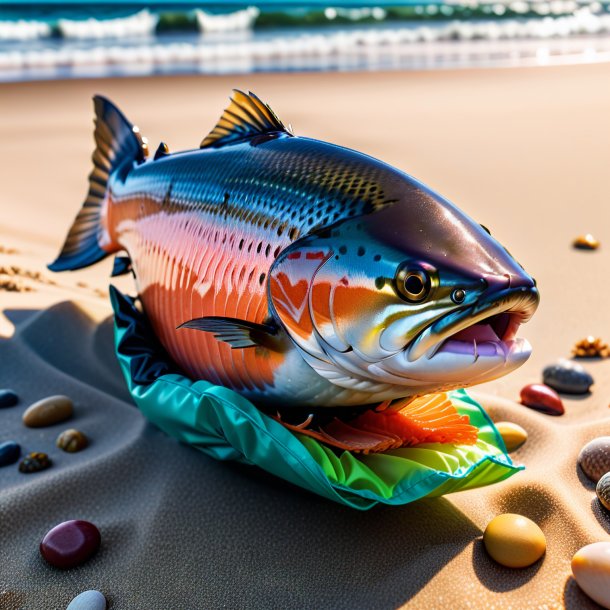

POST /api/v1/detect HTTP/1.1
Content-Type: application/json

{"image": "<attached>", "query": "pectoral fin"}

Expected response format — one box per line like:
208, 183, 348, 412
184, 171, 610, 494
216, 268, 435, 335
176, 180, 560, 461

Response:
178, 316, 289, 352
111, 255, 133, 277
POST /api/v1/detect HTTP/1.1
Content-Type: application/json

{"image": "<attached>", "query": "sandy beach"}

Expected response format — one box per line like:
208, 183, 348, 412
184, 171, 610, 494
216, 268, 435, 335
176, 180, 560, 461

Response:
1, 64, 610, 609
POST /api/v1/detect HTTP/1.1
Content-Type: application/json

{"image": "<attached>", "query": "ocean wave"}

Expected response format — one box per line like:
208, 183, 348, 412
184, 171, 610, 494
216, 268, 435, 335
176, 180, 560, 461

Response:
0, 20, 51, 41
2, 9, 610, 76
57, 9, 158, 40
195, 7, 259, 34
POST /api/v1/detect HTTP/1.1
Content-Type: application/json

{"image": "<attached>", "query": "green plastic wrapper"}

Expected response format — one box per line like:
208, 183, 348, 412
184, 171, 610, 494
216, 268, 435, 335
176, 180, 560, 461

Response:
110, 286, 522, 510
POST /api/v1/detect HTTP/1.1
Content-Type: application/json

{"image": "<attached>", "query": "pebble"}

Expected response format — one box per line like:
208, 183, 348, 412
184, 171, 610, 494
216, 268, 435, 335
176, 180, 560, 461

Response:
483, 513, 546, 568
579, 437, 610, 483
40, 520, 101, 569
573, 233, 600, 250
0, 441, 21, 467
596, 472, 610, 511
56, 429, 88, 453
19, 452, 52, 473
495, 422, 528, 451
0, 389, 18, 408
572, 542, 610, 609
519, 383, 564, 415
66, 590, 106, 610
22, 395, 73, 428
542, 359, 593, 394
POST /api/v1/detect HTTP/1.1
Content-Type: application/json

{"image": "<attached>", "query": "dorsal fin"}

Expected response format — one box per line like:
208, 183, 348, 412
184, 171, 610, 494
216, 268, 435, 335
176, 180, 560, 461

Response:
200, 90, 293, 149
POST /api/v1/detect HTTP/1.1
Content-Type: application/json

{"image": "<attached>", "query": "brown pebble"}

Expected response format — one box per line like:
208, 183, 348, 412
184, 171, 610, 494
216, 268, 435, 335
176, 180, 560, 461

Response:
56, 429, 88, 453
22, 395, 73, 428
573, 234, 600, 250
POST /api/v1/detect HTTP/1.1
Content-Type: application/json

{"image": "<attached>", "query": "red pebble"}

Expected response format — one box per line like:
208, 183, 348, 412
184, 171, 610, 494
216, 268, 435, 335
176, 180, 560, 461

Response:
40, 520, 100, 569
520, 383, 564, 415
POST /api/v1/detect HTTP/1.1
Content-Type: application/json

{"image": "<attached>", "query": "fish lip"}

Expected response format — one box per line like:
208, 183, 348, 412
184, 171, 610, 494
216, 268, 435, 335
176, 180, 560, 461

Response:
406, 286, 540, 362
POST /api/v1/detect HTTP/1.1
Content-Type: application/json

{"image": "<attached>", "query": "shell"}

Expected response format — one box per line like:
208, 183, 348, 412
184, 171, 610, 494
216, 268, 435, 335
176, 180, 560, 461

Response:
483, 513, 546, 568
542, 359, 593, 395
572, 542, 610, 609
596, 472, 610, 511
573, 336, 609, 359
519, 383, 564, 415
573, 234, 600, 250
495, 422, 528, 452
578, 437, 610, 483
56, 429, 88, 453
22, 395, 73, 427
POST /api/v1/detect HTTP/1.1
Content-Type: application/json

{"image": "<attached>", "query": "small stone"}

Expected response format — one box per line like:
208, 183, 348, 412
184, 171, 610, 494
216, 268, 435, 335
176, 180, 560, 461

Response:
596, 472, 610, 511
0, 389, 18, 408
542, 359, 593, 394
520, 383, 564, 415
18, 452, 51, 473
573, 234, 600, 250
495, 422, 528, 451
40, 520, 101, 569
66, 590, 106, 610
22, 395, 73, 428
483, 513, 546, 568
56, 429, 88, 453
0, 441, 20, 466
572, 542, 610, 608
579, 437, 610, 483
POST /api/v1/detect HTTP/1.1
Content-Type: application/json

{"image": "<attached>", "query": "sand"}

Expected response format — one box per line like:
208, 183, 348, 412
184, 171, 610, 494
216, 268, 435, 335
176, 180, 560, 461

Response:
1, 64, 610, 609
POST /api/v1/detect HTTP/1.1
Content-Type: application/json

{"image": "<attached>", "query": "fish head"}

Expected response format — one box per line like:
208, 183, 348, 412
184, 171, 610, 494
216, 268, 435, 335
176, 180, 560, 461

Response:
269, 181, 539, 402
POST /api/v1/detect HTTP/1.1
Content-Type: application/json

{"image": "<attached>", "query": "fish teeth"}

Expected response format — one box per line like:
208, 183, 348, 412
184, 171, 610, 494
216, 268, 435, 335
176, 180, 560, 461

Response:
425, 340, 444, 360
473, 339, 479, 362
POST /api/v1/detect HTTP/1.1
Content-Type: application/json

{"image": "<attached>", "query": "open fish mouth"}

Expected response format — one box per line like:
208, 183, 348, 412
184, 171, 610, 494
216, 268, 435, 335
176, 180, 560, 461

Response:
407, 287, 540, 364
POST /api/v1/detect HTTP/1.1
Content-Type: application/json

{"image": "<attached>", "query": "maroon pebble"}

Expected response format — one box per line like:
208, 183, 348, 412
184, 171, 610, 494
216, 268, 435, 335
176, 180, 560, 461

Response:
40, 520, 101, 569
520, 383, 564, 415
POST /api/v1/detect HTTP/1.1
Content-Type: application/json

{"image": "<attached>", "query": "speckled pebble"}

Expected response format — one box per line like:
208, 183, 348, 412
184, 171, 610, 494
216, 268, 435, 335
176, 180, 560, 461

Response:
56, 429, 88, 453
572, 542, 610, 609
596, 472, 610, 511
18, 452, 51, 474
66, 589, 106, 610
40, 520, 101, 569
22, 395, 73, 428
520, 383, 564, 415
0, 389, 18, 408
495, 422, 528, 452
0, 441, 20, 466
483, 513, 546, 568
542, 359, 593, 394
579, 437, 610, 483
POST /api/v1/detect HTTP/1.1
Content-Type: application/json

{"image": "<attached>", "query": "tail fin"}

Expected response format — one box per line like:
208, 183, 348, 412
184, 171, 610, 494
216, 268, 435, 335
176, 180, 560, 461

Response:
48, 95, 147, 272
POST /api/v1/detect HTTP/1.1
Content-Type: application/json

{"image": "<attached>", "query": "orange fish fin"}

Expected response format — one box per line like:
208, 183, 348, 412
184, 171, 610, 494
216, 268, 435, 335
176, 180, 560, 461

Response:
177, 315, 290, 352
351, 392, 479, 447
200, 90, 293, 149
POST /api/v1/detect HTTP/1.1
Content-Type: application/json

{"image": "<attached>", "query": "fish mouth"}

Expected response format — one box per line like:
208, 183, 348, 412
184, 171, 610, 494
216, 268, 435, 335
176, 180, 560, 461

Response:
407, 287, 540, 363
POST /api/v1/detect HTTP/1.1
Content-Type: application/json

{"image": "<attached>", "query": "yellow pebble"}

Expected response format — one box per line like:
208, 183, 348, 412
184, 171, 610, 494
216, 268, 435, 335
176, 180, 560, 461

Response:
483, 513, 546, 568
495, 421, 528, 452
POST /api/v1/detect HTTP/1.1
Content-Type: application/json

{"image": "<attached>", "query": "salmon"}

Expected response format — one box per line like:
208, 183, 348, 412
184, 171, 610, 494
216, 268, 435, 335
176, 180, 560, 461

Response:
49, 91, 539, 452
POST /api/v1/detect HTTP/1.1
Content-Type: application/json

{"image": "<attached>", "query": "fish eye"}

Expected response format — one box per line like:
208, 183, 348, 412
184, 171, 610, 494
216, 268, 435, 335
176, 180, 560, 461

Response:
395, 265, 431, 303
451, 288, 466, 304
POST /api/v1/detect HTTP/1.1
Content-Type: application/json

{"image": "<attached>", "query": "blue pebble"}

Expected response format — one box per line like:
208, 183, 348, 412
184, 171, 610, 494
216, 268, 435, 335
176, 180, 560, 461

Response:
0, 389, 18, 408
66, 590, 106, 610
543, 359, 594, 394
0, 441, 20, 466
